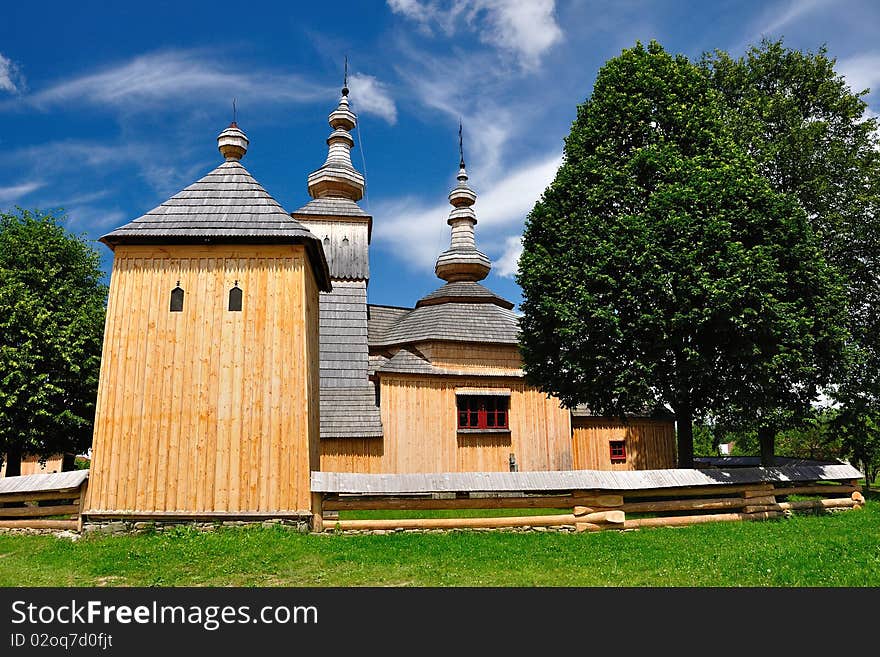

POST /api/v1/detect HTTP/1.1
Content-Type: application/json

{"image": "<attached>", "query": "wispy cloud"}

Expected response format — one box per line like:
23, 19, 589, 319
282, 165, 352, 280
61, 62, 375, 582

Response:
0, 180, 44, 204
387, 0, 563, 70
756, 0, 829, 36
4, 50, 398, 125
349, 73, 398, 124
373, 152, 561, 272
0, 53, 25, 94
19, 50, 328, 111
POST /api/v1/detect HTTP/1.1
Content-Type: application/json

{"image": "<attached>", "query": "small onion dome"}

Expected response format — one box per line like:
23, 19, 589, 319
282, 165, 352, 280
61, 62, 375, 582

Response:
217, 122, 249, 161
448, 165, 477, 208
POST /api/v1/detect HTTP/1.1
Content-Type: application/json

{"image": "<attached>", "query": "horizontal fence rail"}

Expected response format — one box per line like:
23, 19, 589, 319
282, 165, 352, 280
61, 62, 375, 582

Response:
313, 478, 864, 533
0, 473, 89, 532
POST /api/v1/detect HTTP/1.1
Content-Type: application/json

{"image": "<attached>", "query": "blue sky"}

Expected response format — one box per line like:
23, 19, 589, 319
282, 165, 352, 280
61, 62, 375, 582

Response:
2, 0, 879, 309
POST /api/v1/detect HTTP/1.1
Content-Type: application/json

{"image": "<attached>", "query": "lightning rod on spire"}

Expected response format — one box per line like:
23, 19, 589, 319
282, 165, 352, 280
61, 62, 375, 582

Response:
342, 55, 349, 96
232, 98, 237, 125
458, 119, 465, 169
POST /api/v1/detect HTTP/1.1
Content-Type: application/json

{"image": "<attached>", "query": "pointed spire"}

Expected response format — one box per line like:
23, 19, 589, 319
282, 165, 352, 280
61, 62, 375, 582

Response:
306, 60, 364, 201
217, 121, 248, 161
435, 124, 491, 283
458, 119, 465, 169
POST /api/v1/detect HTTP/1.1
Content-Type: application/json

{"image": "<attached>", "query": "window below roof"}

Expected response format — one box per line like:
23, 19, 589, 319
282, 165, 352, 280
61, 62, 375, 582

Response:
456, 394, 509, 431
610, 440, 627, 462
228, 283, 242, 312
170, 284, 184, 312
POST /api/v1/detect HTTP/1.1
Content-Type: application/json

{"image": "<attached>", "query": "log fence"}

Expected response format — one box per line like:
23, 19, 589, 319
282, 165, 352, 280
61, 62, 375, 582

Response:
314, 478, 864, 533
0, 471, 89, 532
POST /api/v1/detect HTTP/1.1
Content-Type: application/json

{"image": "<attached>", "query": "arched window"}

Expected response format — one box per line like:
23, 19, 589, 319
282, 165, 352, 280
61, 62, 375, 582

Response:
170, 283, 184, 312
228, 282, 242, 312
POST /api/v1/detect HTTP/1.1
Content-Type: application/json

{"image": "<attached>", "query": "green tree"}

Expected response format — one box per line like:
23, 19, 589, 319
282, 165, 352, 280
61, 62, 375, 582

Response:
703, 39, 880, 462
517, 41, 849, 468
0, 208, 107, 476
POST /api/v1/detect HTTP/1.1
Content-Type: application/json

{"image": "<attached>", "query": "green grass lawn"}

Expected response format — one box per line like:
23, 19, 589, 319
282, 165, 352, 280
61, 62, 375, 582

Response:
0, 493, 877, 587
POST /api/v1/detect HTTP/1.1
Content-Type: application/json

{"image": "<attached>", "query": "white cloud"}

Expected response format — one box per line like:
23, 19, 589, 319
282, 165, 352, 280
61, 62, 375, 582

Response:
494, 234, 523, 278
348, 73, 398, 124
0, 53, 24, 94
22, 50, 328, 111
0, 180, 44, 204
387, 0, 562, 70
8, 50, 397, 124
756, 0, 828, 36
837, 52, 880, 98
476, 0, 563, 70
373, 152, 561, 271
393, 44, 518, 180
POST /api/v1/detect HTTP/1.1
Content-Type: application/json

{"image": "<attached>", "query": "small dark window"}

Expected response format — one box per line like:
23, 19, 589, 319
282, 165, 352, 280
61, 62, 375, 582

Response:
170, 283, 184, 312
228, 282, 242, 312
457, 395, 509, 430
610, 440, 627, 462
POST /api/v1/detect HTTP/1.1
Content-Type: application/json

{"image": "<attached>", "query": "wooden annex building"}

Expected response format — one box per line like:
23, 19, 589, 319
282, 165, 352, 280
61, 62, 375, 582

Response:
83, 83, 675, 521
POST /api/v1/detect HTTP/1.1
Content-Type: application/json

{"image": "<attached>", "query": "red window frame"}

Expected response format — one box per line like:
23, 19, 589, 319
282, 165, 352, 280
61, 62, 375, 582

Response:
457, 395, 509, 430
609, 440, 627, 462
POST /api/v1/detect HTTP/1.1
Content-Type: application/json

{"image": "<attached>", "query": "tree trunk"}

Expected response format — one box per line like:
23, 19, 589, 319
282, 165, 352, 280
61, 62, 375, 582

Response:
4, 446, 22, 477
758, 425, 775, 466
675, 405, 694, 469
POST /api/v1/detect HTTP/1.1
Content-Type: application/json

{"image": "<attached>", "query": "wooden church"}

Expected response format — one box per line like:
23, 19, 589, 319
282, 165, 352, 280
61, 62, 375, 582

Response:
84, 84, 674, 520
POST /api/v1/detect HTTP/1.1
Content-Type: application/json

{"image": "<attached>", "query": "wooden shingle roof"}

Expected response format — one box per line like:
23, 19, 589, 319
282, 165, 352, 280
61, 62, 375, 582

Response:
416, 281, 514, 309
369, 301, 520, 347
101, 159, 331, 291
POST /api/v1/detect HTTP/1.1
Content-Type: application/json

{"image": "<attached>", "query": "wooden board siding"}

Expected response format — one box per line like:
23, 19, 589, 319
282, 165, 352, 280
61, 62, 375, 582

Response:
320, 374, 572, 473
0, 454, 67, 476
571, 418, 676, 471
85, 244, 318, 516
419, 342, 522, 372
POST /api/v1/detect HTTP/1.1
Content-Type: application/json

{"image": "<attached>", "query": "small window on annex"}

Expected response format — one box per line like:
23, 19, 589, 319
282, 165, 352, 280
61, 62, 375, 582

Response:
609, 440, 627, 462
456, 390, 510, 431
169, 283, 184, 312
228, 282, 242, 312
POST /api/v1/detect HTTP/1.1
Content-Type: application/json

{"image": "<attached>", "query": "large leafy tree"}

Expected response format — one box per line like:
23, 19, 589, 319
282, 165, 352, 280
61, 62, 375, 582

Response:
517, 41, 848, 467
0, 209, 107, 476
703, 39, 880, 464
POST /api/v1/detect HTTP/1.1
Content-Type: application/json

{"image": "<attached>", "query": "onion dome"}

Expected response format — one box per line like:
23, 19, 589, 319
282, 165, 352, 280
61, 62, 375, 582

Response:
434, 131, 491, 283
217, 122, 248, 161
306, 87, 365, 201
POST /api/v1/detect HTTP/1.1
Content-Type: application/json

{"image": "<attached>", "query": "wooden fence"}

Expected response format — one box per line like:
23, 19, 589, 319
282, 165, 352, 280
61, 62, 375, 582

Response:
0, 470, 89, 532
311, 467, 865, 533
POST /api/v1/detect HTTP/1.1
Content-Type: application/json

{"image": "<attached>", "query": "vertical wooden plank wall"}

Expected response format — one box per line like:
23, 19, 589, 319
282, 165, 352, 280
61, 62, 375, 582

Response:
85, 244, 318, 515
320, 374, 572, 473
571, 418, 676, 471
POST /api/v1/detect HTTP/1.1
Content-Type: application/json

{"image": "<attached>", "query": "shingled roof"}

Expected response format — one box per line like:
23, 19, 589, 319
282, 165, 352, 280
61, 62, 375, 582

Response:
375, 348, 525, 378
101, 124, 331, 291
416, 281, 514, 309
369, 301, 520, 347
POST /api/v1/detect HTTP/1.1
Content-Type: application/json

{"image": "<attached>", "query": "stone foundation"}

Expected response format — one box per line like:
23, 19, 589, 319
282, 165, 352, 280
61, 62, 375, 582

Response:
81, 518, 310, 536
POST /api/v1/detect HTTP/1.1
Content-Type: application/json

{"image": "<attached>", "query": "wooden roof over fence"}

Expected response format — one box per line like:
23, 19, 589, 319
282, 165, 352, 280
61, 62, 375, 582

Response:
0, 470, 88, 495
311, 463, 863, 494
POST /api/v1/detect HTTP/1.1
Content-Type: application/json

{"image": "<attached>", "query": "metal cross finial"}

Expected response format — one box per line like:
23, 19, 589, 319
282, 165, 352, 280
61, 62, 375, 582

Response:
458, 119, 465, 169
342, 55, 349, 96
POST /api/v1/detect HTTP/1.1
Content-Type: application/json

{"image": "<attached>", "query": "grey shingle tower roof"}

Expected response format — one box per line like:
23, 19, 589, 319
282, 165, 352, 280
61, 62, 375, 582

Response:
100, 123, 331, 291
366, 150, 522, 349
294, 80, 383, 440
369, 301, 520, 347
